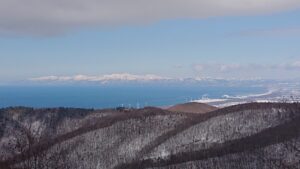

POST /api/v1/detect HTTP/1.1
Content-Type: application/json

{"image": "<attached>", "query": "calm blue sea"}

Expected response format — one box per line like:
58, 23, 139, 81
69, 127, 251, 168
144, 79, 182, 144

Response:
0, 85, 265, 109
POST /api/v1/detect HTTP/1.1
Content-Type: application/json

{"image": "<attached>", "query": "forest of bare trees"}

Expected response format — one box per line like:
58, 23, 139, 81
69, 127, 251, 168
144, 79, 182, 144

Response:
0, 122, 75, 169
0, 103, 299, 169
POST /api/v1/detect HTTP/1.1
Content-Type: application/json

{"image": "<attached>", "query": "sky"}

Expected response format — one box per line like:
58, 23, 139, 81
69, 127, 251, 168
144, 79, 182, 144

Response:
1, 0, 300, 83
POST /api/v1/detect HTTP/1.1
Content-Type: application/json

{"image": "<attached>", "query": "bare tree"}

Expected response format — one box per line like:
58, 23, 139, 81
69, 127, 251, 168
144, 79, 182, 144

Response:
2, 122, 73, 169
261, 138, 300, 169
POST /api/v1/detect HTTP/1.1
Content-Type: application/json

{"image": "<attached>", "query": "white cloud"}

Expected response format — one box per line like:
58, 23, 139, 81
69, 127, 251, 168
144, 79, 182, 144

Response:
30, 73, 171, 82
193, 61, 300, 79
238, 27, 300, 37
219, 64, 242, 72
290, 61, 300, 68
193, 63, 246, 73
1, 0, 300, 35
194, 62, 300, 72
193, 64, 204, 72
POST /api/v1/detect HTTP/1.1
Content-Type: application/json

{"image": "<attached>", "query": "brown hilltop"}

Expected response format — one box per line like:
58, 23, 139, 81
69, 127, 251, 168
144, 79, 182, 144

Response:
167, 102, 218, 114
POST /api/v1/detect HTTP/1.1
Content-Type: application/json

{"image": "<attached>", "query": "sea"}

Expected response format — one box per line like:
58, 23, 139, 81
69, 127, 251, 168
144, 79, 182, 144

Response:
0, 85, 266, 109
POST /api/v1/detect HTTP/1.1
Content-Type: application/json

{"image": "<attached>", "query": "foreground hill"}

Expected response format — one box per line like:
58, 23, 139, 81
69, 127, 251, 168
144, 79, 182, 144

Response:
167, 102, 218, 114
0, 103, 299, 169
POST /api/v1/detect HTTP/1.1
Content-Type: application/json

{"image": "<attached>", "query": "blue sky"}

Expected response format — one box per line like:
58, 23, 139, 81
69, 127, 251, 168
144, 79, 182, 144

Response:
1, 1, 300, 82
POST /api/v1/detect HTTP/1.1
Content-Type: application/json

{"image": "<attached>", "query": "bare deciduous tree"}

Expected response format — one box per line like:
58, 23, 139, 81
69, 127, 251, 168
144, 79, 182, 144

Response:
2, 122, 73, 169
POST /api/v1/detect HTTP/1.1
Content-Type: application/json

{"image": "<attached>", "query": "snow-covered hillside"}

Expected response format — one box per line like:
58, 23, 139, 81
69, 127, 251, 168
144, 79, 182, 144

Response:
0, 103, 299, 169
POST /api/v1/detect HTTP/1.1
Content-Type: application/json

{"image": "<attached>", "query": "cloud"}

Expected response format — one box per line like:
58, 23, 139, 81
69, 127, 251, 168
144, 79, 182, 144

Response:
194, 62, 300, 72
219, 64, 242, 72
291, 61, 300, 68
1, 0, 300, 35
30, 73, 171, 82
193, 63, 246, 73
238, 28, 300, 37
193, 61, 300, 79
193, 64, 205, 72
273, 61, 300, 70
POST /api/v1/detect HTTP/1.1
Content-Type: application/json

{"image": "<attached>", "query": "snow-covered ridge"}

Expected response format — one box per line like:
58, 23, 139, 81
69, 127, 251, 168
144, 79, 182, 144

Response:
28, 73, 286, 83
29, 73, 172, 82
